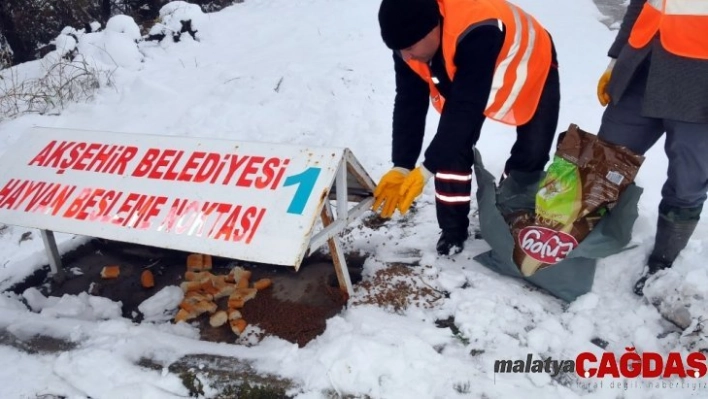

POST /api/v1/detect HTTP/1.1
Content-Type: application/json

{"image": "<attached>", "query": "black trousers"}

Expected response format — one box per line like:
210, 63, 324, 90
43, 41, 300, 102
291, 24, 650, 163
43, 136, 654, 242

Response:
434, 45, 560, 233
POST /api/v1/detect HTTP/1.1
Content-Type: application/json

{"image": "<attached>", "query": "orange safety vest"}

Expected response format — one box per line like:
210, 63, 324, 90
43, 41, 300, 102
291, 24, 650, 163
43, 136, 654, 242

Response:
628, 0, 708, 60
404, 0, 552, 126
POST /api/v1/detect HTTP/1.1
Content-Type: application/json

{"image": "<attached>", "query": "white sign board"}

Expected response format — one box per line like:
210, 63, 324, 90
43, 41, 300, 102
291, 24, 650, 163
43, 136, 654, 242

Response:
0, 127, 350, 267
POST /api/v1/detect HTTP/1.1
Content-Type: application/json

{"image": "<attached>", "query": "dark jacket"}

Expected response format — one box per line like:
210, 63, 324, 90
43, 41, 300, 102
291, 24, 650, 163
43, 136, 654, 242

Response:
607, 0, 708, 123
391, 24, 504, 173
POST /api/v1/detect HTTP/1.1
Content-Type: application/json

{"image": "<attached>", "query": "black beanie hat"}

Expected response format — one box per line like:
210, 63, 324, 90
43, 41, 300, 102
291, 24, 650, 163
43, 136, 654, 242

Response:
378, 0, 440, 50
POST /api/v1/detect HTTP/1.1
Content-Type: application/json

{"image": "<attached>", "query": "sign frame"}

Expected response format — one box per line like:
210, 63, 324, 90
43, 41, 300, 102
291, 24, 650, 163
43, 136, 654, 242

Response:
0, 127, 377, 295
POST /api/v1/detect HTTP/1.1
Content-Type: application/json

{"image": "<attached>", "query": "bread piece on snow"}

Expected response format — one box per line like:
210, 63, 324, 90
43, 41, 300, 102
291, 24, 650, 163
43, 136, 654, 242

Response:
184, 271, 214, 281
196, 300, 217, 314
100, 265, 120, 279
199, 278, 221, 296
227, 298, 245, 309
230, 318, 247, 335
209, 310, 228, 327
212, 275, 229, 288
180, 280, 202, 293
236, 270, 252, 289
213, 284, 235, 300
228, 310, 242, 320
184, 291, 213, 302
186, 254, 203, 271
174, 308, 195, 323
235, 288, 258, 302
253, 278, 272, 290
180, 299, 217, 315
226, 266, 246, 283
141, 270, 155, 288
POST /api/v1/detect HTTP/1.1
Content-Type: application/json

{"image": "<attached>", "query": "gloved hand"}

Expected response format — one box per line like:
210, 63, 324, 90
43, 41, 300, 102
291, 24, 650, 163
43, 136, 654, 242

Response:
597, 59, 616, 107
373, 167, 409, 218
398, 165, 433, 215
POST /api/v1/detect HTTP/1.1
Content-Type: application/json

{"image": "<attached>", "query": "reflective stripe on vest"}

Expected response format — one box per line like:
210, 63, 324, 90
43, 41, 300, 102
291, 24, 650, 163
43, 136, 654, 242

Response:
664, 0, 708, 15
486, 4, 537, 123
402, 0, 552, 126
629, 0, 708, 59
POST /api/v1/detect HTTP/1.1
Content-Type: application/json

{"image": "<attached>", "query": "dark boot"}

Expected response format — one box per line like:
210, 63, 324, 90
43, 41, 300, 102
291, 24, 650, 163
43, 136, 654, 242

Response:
634, 203, 701, 296
496, 170, 543, 219
436, 229, 469, 256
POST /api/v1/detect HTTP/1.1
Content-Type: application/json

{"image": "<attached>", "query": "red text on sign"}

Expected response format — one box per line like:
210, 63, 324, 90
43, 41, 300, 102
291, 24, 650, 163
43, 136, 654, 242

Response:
0, 179, 76, 215
130, 148, 290, 188
28, 141, 139, 175
157, 198, 265, 243
62, 188, 168, 229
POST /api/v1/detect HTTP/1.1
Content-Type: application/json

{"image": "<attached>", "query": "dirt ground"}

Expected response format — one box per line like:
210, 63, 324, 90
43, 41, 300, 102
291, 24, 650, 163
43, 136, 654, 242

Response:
10, 238, 363, 347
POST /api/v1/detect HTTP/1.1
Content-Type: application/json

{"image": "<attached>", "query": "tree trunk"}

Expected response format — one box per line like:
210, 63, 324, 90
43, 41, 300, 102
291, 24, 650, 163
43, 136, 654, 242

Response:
0, 2, 32, 65
101, 0, 111, 24
146, 0, 163, 20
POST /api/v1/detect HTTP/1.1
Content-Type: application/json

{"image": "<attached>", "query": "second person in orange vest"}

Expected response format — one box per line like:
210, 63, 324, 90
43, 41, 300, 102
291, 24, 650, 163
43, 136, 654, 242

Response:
596, 0, 708, 296
372, 0, 560, 255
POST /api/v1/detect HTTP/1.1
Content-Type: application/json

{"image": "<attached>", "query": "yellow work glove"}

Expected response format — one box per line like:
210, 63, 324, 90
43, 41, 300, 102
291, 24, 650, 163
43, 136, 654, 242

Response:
373, 167, 409, 218
398, 165, 433, 215
597, 59, 616, 107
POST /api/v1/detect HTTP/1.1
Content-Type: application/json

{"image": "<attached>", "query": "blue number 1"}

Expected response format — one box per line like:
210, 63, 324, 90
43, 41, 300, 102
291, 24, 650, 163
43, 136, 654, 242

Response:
283, 167, 321, 214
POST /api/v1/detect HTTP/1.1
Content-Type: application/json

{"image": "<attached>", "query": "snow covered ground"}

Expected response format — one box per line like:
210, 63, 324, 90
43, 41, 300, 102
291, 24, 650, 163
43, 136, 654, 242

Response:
0, 0, 707, 398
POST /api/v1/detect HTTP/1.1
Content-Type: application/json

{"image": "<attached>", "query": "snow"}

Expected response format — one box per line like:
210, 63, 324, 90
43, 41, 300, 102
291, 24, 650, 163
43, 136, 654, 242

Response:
138, 286, 184, 323
151, 1, 209, 42
38, 292, 123, 321
0, 0, 706, 398
105, 15, 142, 40
81, 16, 144, 69
54, 34, 78, 58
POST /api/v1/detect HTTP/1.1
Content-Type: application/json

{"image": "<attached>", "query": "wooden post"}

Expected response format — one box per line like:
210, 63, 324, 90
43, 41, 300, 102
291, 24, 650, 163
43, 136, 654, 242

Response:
320, 200, 353, 296
40, 229, 66, 283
